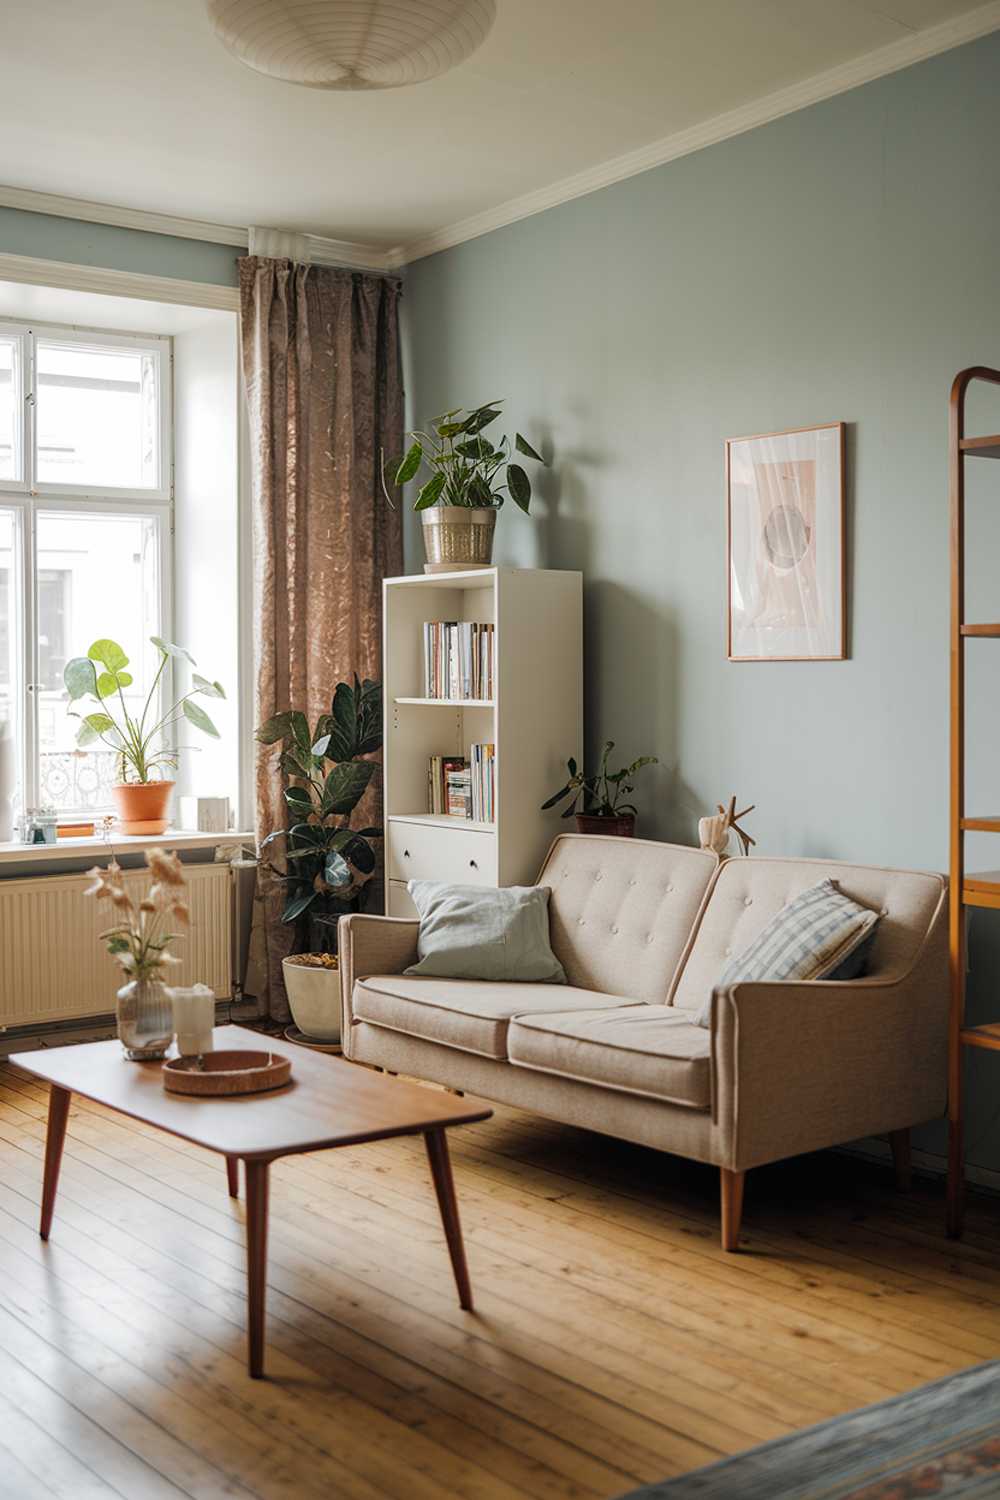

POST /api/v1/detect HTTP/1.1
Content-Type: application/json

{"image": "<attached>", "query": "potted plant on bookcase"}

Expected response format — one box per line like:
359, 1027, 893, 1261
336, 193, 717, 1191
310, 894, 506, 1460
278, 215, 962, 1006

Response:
383, 399, 547, 573
542, 741, 658, 838
257, 676, 382, 1044
64, 637, 225, 835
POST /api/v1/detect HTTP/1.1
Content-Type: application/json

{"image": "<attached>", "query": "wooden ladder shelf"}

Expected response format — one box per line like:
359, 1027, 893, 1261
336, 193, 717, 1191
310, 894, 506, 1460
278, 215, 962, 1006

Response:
947, 366, 1000, 1237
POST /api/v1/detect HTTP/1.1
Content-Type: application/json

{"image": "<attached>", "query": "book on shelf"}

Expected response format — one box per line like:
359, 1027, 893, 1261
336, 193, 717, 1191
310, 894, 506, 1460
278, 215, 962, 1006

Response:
428, 744, 496, 823
422, 620, 495, 700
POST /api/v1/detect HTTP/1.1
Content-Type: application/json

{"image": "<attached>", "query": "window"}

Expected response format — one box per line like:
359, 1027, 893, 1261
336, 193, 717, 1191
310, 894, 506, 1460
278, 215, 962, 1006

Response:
0, 322, 171, 819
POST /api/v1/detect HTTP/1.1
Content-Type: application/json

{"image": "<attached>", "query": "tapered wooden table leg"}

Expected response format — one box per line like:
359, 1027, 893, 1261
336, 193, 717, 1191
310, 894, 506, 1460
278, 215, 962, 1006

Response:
244, 1160, 270, 1378
226, 1156, 239, 1199
40, 1085, 71, 1241
424, 1128, 473, 1311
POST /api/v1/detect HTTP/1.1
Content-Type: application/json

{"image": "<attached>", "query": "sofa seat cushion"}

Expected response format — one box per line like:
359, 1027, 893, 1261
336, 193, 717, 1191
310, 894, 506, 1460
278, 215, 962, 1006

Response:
508, 1005, 712, 1110
353, 975, 643, 1061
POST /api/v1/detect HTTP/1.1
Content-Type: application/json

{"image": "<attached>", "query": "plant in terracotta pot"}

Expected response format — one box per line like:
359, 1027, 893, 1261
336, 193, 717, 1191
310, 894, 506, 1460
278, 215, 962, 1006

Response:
64, 637, 225, 835
383, 400, 546, 573
542, 741, 658, 838
257, 676, 383, 1044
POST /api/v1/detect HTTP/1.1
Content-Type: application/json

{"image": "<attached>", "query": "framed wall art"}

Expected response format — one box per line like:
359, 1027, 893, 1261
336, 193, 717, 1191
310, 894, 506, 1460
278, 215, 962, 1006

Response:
726, 422, 846, 661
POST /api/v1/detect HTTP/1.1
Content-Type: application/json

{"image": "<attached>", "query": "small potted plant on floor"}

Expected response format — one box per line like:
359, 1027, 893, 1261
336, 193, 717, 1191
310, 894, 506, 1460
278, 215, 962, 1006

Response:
64, 637, 225, 835
542, 741, 658, 838
257, 676, 383, 1043
383, 400, 547, 572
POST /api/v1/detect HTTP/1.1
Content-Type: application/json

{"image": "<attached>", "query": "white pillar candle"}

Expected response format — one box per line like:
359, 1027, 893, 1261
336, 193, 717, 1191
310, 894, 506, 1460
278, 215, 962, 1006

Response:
169, 984, 216, 1057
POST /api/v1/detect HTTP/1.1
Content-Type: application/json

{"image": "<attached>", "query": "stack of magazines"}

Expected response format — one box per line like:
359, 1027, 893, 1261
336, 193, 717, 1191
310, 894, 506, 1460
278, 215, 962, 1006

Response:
428, 744, 496, 822
423, 621, 495, 699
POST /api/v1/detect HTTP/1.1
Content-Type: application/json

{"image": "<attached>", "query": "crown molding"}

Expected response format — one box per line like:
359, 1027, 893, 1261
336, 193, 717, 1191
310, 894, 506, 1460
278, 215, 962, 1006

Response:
0, 251, 240, 311
0, 185, 249, 247
0, 186, 398, 271
393, 0, 1000, 265
308, 235, 397, 272
248, 228, 398, 276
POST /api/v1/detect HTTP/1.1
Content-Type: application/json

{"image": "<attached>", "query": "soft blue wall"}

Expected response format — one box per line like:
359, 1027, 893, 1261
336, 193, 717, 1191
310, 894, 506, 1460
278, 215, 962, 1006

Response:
402, 32, 1000, 1175
0, 206, 238, 285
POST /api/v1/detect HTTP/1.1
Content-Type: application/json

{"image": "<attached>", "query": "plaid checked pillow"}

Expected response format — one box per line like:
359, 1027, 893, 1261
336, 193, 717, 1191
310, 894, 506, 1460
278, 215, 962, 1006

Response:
696, 879, 879, 1027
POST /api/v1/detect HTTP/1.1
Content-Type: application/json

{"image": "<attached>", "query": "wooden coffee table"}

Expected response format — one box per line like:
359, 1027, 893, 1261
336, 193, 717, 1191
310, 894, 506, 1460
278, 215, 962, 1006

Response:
12, 1025, 492, 1377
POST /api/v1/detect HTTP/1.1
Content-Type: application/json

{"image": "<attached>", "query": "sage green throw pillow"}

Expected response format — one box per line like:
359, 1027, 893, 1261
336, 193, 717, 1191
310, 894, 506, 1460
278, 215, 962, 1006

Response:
405, 881, 567, 983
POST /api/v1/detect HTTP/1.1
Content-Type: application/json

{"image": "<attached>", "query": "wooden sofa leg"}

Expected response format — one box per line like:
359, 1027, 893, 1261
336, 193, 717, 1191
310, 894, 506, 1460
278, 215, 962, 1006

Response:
720, 1168, 745, 1252
889, 1129, 912, 1192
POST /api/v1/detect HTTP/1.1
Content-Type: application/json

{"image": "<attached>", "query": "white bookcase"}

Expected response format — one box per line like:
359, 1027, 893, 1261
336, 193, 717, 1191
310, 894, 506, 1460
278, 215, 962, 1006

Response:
383, 566, 583, 917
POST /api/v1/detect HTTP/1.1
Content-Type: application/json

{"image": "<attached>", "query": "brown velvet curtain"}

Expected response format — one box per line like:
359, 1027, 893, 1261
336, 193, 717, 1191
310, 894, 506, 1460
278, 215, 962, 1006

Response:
239, 256, 403, 1018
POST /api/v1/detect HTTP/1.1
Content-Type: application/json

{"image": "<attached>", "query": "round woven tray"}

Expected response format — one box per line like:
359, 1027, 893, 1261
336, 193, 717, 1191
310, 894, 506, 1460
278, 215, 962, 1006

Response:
162, 1049, 292, 1097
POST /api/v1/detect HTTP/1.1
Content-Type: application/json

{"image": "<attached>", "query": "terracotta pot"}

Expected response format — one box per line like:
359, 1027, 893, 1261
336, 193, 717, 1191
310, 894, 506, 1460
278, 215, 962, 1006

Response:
111, 780, 174, 836
574, 811, 636, 838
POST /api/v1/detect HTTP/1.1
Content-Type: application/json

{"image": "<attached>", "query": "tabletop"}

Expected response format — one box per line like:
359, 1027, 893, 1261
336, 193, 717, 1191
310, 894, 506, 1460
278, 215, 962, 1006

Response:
10, 1024, 492, 1161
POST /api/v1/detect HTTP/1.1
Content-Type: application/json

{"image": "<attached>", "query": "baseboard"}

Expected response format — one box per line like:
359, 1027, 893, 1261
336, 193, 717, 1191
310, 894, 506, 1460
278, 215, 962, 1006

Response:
838, 1138, 1000, 1197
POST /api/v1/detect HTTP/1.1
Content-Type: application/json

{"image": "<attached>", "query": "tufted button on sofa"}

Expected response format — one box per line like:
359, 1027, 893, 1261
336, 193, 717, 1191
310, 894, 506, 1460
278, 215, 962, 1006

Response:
339, 836, 948, 1250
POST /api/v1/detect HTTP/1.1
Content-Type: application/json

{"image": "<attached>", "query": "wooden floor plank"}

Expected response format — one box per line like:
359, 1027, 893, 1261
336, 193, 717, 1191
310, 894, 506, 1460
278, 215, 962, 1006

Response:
2, 1059, 1000, 1500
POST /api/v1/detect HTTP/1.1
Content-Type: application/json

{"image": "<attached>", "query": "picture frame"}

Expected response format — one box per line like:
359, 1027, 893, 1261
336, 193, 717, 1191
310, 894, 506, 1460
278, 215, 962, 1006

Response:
726, 421, 846, 662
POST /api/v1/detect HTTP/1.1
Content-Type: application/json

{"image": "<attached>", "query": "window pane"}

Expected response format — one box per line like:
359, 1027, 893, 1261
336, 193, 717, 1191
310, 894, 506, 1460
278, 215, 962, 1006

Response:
35, 341, 160, 490
37, 511, 161, 812
0, 337, 22, 483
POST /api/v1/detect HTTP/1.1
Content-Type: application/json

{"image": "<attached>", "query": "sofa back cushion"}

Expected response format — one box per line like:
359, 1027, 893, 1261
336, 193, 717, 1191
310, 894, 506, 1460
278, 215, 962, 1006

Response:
537, 835, 719, 1002
671, 856, 946, 1013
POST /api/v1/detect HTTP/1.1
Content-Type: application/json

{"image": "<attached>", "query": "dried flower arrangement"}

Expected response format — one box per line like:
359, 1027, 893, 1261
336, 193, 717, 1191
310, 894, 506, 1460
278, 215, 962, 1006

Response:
85, 847, 190, 979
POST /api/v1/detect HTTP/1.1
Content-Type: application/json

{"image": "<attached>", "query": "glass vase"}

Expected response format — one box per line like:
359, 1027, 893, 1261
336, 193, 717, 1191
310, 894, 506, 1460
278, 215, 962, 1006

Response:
116, 974, 173, 1061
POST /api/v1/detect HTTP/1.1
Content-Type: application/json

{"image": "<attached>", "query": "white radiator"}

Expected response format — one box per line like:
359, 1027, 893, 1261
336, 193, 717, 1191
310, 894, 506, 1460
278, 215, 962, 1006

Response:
0, 864, 233, 1028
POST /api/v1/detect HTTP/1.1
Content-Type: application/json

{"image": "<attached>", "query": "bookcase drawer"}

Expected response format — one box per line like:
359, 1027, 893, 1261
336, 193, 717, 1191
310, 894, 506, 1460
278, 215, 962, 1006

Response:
387, 820, 497, 886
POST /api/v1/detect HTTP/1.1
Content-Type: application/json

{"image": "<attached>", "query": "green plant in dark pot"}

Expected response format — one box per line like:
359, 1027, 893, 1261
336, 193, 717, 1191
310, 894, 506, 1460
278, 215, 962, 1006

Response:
257, 677, 383, 1040
542, 741, 658, 838
383, 399, 547, 572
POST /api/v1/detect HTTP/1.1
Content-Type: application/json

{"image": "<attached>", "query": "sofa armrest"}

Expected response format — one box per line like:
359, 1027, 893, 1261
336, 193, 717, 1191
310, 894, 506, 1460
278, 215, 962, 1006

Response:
338, 913, 420, 1054
709, 968, 948, 1172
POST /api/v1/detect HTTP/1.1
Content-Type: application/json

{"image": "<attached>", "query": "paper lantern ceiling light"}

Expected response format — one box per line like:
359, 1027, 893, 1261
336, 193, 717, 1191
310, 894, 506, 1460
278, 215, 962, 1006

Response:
206, 0, 498, 90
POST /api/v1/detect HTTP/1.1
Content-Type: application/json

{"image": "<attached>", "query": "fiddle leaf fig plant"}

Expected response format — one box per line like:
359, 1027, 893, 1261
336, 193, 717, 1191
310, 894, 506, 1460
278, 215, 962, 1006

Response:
383, 399, 546, 513
542, 741, 658, 819
64, 637, 225, 784
257, 676, 383, 948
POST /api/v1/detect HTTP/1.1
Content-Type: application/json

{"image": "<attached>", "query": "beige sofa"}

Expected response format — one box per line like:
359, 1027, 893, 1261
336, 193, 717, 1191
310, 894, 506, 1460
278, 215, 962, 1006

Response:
339, 835, 948, 1249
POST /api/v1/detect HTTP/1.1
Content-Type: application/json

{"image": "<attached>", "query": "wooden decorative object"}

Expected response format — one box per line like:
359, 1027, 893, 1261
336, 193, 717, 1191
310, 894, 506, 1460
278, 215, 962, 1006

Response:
163, 1050, 292, 1097
699, 795, 755, 857
719, 796, 756, 857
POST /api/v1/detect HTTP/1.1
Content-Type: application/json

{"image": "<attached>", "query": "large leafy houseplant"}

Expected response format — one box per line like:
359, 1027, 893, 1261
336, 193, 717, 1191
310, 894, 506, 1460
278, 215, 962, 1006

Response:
542, 741, 658, 837
257, 676, 383, 953
384, 399, 546, 512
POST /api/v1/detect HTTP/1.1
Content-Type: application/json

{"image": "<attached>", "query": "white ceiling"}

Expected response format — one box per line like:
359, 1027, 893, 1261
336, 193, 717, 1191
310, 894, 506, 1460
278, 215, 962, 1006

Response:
0, 0, 996, 258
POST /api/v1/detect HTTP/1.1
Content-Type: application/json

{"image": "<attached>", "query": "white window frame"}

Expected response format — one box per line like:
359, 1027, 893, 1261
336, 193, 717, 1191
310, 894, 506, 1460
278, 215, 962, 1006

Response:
17, 323, 172, 502
0, 322, 30, 493
0, 317, 174, 818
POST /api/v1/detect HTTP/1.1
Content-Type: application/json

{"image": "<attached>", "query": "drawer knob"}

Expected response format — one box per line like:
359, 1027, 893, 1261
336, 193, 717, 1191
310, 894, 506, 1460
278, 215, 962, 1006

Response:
469, 859, 478, 869
403, 849, 410, 858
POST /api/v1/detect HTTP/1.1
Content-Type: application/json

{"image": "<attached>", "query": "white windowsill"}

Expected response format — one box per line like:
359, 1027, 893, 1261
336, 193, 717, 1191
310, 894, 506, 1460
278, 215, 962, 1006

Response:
0, 829, 255, 868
